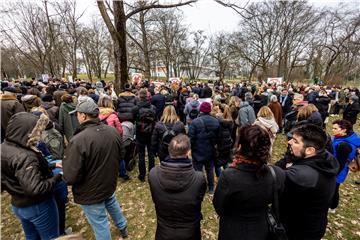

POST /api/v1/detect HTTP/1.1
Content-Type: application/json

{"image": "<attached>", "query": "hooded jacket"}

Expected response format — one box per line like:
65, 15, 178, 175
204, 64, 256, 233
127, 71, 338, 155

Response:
99, 107, 123, 136
184, 100, 200, 122
1, 112, 61, 208
1, 93, 25, 141
332, 132, 360, 184
117, 91, 137, 122
254, 117, 279, 141
238, 101, 256, 127
21, 94, 41, 112
149, 158, 206, 240
276, 151, 339, 240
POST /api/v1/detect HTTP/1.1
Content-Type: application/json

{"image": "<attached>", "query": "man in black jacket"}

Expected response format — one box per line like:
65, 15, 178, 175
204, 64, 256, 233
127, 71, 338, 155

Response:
149, 134, 206, 240
132, 88, 157, 182
276, 124, 339, 240
63, 99, 128, 240
343, 95, 360, 125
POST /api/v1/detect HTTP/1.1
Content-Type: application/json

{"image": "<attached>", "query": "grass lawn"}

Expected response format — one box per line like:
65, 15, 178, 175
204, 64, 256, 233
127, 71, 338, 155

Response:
1, 116, 360, 240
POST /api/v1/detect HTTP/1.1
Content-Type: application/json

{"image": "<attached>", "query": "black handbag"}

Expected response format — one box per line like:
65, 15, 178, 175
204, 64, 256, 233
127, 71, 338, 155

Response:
267, 166, 288, 240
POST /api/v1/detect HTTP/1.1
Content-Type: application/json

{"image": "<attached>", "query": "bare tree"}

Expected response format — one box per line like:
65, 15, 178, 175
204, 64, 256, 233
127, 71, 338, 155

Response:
97, 0, 196, 92
181, 30, 210, 79
53, 0, 85, 79
209, 32, 235, 81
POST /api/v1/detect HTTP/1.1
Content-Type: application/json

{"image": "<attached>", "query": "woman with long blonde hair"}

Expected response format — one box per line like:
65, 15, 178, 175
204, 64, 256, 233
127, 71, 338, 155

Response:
152, 105, 186, 162
254, 106, 279, 150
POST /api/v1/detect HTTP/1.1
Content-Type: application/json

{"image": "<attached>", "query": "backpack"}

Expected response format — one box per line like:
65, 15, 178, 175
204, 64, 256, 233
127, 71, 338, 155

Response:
189, 105, 199, 120
138, 106, 155, 134
161, 123, 176, 147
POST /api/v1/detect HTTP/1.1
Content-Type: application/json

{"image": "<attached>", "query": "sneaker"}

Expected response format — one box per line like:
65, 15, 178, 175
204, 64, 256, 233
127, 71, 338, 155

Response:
138, 176, 145, 182
64, 227, 73, 235
208, 190, 214, 197
328, 208, 336, 214
120, 227, 128, 238
355, 180, 360, 185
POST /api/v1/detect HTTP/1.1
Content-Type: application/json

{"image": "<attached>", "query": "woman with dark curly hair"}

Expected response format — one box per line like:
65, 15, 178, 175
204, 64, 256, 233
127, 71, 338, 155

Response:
213, 124, 285, 240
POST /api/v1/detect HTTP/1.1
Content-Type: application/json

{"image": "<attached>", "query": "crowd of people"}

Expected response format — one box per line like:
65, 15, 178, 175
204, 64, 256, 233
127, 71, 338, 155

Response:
1, 77, 360, 240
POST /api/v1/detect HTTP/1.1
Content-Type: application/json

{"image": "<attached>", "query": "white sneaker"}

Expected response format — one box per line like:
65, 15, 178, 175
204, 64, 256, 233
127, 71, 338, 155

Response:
328, 208, 336, 214
65, 227, 73, 235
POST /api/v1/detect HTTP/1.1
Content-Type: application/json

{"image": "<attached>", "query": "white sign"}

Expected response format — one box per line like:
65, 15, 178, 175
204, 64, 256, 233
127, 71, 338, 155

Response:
131, 73, 142, 86
42, 74, 49, 83
267, 77, 283, 85
169, 77, 181, 84
68, 75, 73, 83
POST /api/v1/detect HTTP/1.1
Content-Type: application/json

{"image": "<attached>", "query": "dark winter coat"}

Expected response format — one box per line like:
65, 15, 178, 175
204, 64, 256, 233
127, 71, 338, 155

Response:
1, 112, 61, 208
149, 158, 207, 240
0, 94, 25, 141
275, 151, 339, 240
213, 164, 285, 240
200, 86, 212, 98
63, 119, 123, 205
216, 118, 233, 166
41, 101, 60, 131
117, 91, 138, 123
151, 93, 166, 120
279, 95, 293, 115
268, 101, 283, 129
188, 113, 220, 162
151, 121, 186, 161
132, 100, 157, 138
315, 96, 330, 122
59, 102, 79, 141
343, 101, 360, 125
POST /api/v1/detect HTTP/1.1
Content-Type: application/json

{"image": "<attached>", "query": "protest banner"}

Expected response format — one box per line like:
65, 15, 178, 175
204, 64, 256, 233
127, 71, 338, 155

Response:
267, 77, 283, 85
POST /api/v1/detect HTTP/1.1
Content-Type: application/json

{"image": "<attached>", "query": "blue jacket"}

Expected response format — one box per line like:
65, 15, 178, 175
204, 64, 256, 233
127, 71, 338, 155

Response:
332, 132, 359, 183
188, 113, 220, 162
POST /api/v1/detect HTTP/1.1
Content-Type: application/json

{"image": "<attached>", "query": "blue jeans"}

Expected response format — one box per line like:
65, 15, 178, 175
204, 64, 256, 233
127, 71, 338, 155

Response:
81, 192, 127, 240
12, 197, 59, 240
119, 160, 128, 178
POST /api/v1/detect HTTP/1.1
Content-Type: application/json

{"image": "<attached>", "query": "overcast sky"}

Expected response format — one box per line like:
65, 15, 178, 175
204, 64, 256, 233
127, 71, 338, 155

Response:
78, 0, 358, 34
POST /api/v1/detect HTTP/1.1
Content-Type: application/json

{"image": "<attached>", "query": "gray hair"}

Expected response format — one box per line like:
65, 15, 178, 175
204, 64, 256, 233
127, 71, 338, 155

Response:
270, 95, 278, 102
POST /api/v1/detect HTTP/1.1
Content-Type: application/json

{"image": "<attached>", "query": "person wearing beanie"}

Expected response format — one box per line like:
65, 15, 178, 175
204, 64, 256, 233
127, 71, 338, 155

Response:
188, 101, 220, 196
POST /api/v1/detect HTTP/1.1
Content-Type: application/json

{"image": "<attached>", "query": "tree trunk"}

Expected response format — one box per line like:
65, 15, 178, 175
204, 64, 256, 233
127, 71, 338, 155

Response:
113, 1, 128, 92
140, 10, 151, 80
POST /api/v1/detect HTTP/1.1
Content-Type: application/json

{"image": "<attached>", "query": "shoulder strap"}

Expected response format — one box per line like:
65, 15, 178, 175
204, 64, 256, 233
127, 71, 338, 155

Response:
269, 165, 280, 220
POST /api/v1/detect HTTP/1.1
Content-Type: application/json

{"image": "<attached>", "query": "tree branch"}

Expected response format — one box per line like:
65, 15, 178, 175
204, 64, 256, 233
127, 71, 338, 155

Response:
125, 0, 197, 20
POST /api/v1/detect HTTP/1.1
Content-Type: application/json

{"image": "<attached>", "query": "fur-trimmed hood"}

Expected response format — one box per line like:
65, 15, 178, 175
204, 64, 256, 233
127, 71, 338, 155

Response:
0, 94, 17, 101
5, 112, 49, 150
119, 91, 135, 97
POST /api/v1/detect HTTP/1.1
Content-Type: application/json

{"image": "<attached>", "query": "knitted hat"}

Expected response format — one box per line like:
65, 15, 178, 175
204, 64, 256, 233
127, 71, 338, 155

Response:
41, 94, 53, 102
199, 102, 211, 113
